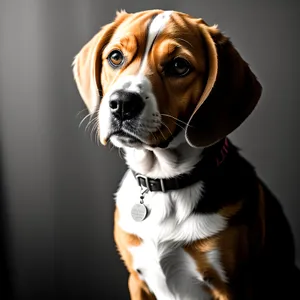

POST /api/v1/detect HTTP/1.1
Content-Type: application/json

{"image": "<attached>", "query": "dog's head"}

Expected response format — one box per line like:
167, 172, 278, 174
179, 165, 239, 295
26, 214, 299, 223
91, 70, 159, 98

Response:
73, 10, 262, 148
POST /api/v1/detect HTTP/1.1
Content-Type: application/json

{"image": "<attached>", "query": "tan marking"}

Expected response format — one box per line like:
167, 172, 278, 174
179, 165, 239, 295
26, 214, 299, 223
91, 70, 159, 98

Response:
185, 223, 251, 299
128, 274, 156, 300
219, 201, 243, 218
185, 242, 230, 299
184, 187, 269, 299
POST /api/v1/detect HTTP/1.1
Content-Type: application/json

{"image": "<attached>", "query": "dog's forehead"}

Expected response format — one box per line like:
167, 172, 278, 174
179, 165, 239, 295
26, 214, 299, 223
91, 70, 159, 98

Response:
110, 10, 195, 47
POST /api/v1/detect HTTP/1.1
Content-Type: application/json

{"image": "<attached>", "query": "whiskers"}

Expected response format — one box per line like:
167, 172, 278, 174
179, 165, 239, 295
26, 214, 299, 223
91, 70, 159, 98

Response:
158, 127, 167, 141
133, 118, 173, 142
78, 109, 100, 146
159, 121, 173, 141
160, 113, 194, 130
160, 121, 173, 136
76, 108, 89, 118
127, 115, 179, 143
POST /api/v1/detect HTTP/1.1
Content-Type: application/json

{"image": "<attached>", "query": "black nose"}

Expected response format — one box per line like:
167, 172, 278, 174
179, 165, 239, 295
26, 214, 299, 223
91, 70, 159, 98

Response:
109, 90, 145, 121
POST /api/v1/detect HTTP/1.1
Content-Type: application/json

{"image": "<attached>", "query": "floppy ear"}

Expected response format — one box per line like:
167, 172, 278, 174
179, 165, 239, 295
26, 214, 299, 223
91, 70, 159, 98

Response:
72, 11, 128, 113
185, 22, 262, 147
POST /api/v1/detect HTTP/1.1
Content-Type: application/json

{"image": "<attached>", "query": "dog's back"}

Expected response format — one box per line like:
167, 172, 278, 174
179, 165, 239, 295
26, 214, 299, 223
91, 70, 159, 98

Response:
251, 181, 300, 299
218, 144, 299, 299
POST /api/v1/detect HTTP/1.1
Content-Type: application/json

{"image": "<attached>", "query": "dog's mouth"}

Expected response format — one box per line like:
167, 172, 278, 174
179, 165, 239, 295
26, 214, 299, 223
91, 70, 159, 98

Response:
104, 114, 183, 149
108, 130, 144, 147
108, 125, 181, 149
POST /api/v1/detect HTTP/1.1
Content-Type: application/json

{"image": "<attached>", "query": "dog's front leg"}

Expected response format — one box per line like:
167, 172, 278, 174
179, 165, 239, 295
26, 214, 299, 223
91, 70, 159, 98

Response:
114, 208, 156, 299
128, 273, 156, 300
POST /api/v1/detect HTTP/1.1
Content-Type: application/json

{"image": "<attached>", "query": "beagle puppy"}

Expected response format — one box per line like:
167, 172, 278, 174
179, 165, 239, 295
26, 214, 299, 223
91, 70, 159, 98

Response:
72, 9, 299, 300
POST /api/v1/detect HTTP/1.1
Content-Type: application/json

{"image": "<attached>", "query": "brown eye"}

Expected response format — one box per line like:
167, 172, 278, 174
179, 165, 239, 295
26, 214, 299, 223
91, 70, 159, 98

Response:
107, 50, 124, 68
165, 57, 191, 77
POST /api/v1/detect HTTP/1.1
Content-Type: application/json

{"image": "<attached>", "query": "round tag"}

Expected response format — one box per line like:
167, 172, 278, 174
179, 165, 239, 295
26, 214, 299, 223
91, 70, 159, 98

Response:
131, 203, 148, 222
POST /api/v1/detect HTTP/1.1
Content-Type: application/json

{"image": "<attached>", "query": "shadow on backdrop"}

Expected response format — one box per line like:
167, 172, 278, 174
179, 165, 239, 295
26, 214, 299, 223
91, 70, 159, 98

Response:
0, 147, 14, 299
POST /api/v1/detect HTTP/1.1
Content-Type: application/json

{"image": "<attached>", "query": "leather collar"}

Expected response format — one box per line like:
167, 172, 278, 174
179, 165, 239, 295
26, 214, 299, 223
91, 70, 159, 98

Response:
132, 138, 230, 193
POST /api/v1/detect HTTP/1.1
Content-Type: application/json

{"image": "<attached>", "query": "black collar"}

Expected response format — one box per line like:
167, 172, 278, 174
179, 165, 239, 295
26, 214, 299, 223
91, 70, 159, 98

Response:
132, 138, 231, 193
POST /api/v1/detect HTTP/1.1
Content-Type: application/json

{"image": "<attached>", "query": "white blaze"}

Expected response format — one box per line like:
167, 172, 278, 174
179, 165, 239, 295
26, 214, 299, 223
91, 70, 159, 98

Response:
139, 11, 173, 74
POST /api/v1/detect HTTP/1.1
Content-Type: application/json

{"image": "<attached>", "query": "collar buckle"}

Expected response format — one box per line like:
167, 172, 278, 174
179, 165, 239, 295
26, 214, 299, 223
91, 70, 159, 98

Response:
136, 174, 150, 190
135, 173, 165, 192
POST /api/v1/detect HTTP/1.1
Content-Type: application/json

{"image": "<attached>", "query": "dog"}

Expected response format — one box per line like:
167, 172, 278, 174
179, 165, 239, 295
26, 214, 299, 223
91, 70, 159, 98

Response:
72, 9, 299, 300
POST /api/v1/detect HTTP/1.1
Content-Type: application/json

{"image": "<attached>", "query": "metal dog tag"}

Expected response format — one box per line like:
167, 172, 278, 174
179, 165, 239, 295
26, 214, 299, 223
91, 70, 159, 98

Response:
131, 203, 148, 222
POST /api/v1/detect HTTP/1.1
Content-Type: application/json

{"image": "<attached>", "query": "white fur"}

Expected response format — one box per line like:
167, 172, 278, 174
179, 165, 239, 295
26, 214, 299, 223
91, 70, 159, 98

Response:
138, 11, 173, 74
116, 168, 227, 241
101, 11, 227, 299
115, 132, 227, 298
206, 249, 227, 283
116, 166, 226, 298
99, 74, 161, 145
129, 243, 211, 300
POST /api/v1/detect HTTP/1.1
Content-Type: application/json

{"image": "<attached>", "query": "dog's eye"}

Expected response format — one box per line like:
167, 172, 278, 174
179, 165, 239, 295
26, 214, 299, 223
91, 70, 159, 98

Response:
107, 50, 124, 68
164, 58, 191, 77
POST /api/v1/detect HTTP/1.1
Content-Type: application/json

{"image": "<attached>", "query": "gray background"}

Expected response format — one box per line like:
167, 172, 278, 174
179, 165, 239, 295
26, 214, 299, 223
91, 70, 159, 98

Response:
0, 0, 299, 299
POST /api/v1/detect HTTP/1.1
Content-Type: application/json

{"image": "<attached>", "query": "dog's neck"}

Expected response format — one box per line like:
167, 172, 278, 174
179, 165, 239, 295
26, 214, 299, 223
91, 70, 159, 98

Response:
123, 131, 204, 179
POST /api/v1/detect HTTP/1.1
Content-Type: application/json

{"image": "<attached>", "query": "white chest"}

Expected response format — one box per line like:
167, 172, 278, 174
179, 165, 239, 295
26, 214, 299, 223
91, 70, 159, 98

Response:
115, 171, 227, 299
129, 242, 211, 300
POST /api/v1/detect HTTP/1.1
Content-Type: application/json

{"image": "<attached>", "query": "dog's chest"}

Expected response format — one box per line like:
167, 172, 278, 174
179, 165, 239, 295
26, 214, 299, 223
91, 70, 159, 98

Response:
129, 241, 211, 300
115, 171, 227, 299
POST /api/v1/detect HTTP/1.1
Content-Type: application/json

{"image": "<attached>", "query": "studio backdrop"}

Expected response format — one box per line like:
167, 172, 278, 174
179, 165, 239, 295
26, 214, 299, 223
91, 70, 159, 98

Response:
0, 0, 299, 299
